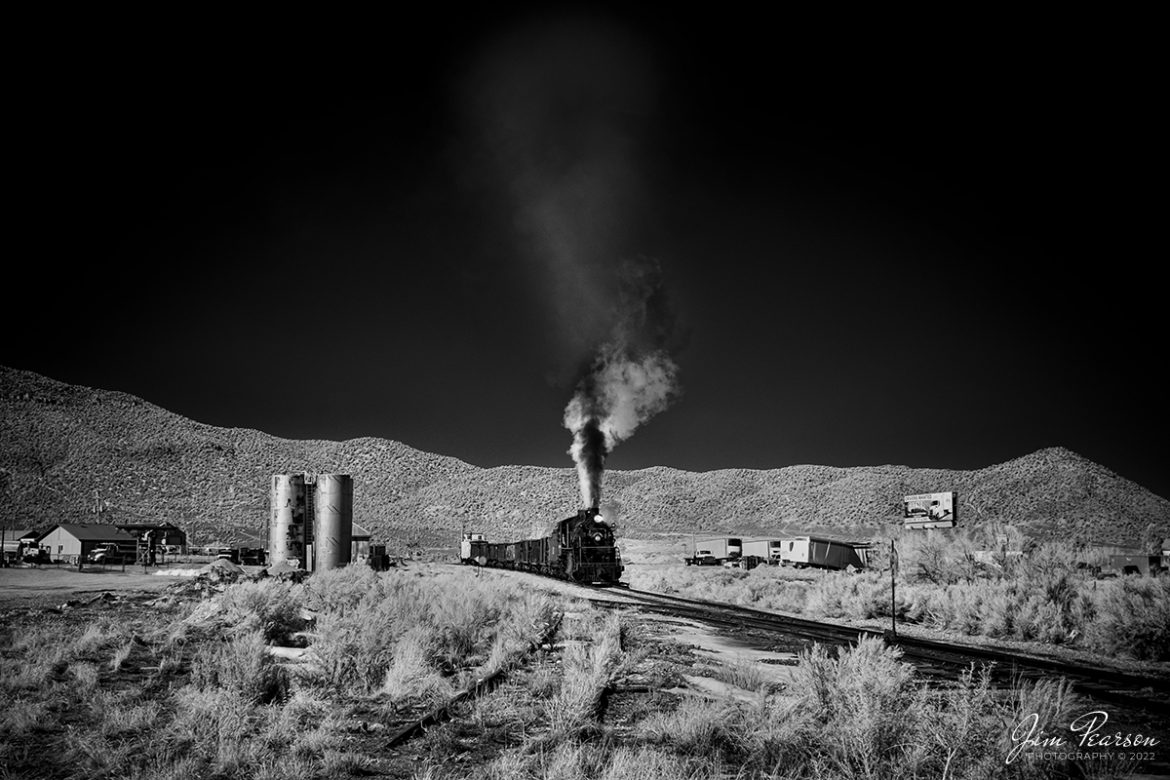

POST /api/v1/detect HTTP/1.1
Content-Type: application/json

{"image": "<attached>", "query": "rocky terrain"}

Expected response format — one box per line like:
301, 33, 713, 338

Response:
2, 365, 1167, 550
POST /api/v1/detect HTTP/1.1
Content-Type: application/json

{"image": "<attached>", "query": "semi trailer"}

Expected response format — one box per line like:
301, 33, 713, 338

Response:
684, 537, 742, 565
780, 535, 868, 570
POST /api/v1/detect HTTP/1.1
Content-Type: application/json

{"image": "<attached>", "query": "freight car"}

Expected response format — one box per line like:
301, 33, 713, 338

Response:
460, 508, 624, 584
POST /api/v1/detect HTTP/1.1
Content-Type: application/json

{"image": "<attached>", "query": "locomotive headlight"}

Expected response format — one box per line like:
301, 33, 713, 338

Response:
593, 533, 602, 542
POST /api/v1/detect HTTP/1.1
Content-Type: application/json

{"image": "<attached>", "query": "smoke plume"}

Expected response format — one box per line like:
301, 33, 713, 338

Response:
457, 15, 681, 507
563, 260, 680, 508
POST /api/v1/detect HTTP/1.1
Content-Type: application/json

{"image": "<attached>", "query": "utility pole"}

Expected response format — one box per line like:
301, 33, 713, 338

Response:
890, 539, 898, 636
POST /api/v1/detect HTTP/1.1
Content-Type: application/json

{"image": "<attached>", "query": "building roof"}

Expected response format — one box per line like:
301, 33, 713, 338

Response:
115, 522, 183, 531
36, 524, 138, 542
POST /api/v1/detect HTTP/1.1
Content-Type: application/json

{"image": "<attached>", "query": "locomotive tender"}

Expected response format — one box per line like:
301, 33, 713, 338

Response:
460, 508, 624, 584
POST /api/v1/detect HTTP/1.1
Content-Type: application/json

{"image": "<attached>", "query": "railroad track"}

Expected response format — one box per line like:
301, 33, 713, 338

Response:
590, 585, 1170, 710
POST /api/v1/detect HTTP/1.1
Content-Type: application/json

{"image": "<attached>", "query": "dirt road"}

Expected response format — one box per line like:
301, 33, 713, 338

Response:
0, 566, 194, 607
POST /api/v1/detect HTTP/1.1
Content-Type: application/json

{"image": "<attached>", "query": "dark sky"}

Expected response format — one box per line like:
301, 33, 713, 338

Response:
6, 7, 1167, 499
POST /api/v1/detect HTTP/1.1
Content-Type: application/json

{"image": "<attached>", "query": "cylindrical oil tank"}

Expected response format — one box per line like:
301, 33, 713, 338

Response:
313, 474, 353, 571
269, 474, 308, 568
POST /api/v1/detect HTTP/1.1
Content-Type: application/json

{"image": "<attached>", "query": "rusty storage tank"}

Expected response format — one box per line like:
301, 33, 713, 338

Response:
269, 474, 308, 568
313, 474, 353, 571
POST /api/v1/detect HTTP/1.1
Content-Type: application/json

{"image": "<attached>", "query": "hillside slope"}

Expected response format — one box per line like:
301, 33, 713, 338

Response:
2, 365, 1166, 549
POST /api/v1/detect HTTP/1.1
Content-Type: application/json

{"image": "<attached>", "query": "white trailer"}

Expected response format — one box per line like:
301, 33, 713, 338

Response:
779, 536, 868, 570
684, 537, 742, 565
741, 539, 784, 566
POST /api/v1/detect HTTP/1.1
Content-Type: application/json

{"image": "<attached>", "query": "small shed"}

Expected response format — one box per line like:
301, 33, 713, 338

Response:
36, 524, 138, 563
115, 523, 187, 549
352, 523, 372, 561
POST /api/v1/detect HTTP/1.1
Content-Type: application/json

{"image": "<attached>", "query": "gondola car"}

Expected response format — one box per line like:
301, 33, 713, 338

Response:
460, 508, 623, 584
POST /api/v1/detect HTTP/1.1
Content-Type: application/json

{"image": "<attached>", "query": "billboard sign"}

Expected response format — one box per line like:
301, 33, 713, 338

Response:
903, 491, 956, 529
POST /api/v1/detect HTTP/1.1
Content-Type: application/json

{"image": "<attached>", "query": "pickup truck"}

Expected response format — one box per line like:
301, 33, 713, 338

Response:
87, 543, 124, 564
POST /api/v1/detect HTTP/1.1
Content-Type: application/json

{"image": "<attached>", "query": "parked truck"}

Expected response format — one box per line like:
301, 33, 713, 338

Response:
86, 543, 125, 564
684, 537, 742, 566
741, 539, 785, 567
779, 536, 868, 570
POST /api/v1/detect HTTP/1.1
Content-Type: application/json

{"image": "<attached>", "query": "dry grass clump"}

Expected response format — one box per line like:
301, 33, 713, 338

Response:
305, 568, 559, 702
545, 611, 625, 738
380, 624, 453, 703
190, 628, 290, 704
179, 577, 304, 644
640, 696, 745, 759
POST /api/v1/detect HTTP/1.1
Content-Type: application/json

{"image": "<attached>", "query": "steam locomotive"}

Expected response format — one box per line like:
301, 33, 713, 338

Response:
460, 508, 624, 585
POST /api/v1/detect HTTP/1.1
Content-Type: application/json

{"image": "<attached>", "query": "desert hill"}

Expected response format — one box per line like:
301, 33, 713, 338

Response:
1, 365, 1166, 550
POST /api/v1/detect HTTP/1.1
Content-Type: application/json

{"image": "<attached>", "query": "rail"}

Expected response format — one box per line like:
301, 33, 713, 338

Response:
590, 585, 1170, 708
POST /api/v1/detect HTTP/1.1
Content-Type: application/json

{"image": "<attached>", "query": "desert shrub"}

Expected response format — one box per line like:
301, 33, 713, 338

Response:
790, 635, 922, 777
917, 664, 1015, 780
975, 587, 1017, 637
905, 572, 1100, 647
639, 697, 743, 760
307, 570, 563, 698
753, 580, 809, 613
1083, 576, 1170, 660
482, 591, 560, 675
730, 637, 1088, 779
181, 579, 305, 646
190, 629, 289, 705
804, 571, 901, 621
299, 564, 389, 615
309, 595, 400, 694
1015, 595, 1069, 644
214, 579, 304, 643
